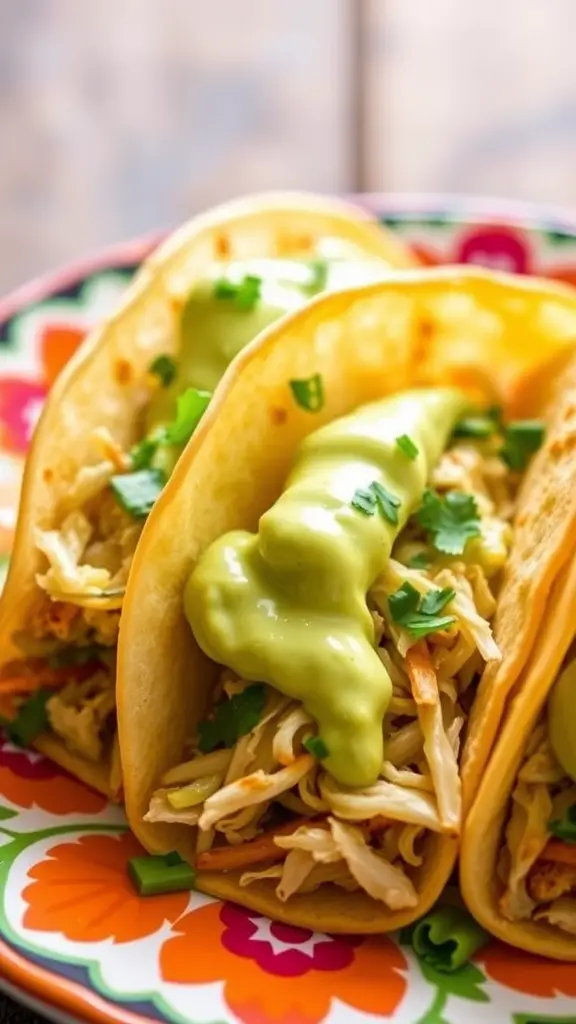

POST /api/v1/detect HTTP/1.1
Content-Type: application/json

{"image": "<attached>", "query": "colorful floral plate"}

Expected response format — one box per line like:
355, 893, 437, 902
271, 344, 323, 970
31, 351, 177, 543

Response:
1, 197, 576, 1024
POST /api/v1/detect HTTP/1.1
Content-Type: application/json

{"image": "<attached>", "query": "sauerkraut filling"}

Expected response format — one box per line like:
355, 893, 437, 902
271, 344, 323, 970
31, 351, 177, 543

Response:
147, 436, 519, 909
498, 719, 576, 937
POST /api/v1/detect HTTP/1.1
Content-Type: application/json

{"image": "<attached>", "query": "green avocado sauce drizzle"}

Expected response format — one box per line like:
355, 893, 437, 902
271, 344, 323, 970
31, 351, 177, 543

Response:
184, 388, 468, 789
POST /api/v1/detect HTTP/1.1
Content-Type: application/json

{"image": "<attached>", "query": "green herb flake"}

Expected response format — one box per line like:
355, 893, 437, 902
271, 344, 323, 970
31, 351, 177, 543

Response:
149, 354, 177, 387
289, 373, 325, 413
198, 684, 267, 753
165, 387, 212, 446
351, 481, 401, 525
453, 415, 497, 440
500, 419, 545, 472
409, 552, 430, 569
129, 435, 160, 471
388, 582, 420, 621
110, 468, 166, 519
214, 274, 262, 311
388, 581, 456, 639
396, 434, 419, 460
0, 689, 51, 747
420, 586, 456, 616
128, 853, 196, 897
416, 489, 481, 556
549, 805, 576, 843
303, 736, 329, 760
306, 258, 329, 292
351, 487, 377, 516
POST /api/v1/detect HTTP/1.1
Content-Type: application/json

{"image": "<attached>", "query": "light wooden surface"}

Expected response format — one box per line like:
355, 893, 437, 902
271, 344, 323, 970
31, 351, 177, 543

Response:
0, 0, 575, 294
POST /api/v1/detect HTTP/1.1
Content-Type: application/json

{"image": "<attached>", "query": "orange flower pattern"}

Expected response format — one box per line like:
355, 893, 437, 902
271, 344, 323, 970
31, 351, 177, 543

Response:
23, 832, 189, 944
0, 740, 106, 815
477, 941, 576, 998
161, 901, 407, 1024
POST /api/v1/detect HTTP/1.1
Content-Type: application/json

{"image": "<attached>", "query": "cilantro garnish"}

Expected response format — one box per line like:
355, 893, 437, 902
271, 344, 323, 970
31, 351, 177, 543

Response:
165, 387, 212, 446
303, 736, 329, 760
351, 481, 401, 525
500, 419, 545, 472
396, 434, 419, 460
549, 805, 576, 843
306, 258, 329, 292
289, 373, 325, 413
149, 354, 177, 387
110, 468, 166, 519
388, 582, 456, 638
0, 689, 51, 747
130, 435, 160, 471
129, 389, 211, 473
197, 684, 267, 753
453, 415, 497, 440
409, 552, 430, 569
214, 274, 262, 311
416, 489, 481, 555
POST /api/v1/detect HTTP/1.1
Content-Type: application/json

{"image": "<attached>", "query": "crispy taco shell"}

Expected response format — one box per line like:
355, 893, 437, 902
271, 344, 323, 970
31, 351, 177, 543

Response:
0, 193, 416, 797
117, 268, 576, 931
461, 551, 576, 959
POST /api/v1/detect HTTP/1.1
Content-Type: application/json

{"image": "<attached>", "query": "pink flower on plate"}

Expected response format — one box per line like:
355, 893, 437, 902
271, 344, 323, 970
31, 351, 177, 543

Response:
0, 378, 47, 455
455, 226, 532, 275
220, 903, 358, 978
161, 900, 407, 1024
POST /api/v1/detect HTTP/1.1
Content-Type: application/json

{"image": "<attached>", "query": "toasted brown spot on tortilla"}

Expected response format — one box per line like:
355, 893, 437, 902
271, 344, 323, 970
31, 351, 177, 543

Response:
42, 468, 54, 483
215, 234, 231, 258
114, 359, 133, 385
270, 407, 288, 425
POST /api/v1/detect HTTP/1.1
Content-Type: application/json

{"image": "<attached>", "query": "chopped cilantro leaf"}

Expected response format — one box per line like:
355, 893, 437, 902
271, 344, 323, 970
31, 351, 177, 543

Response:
303, 736, 329, 760
416, 489, 481, 555
164, 850, 184, 866
549, 805, 576, 843
351, 486, 377, 516
397, 615, 456, 639
110, 468, 166, 519
500, 419, 545, 471
388, 582, 420, 621
388, 581, 456, 638
409, 552, 430, 569
306, 258, 329, 292
372, 482, 401, 524
351, 481, 401, 525
0, 689, 51, 747
149, 354, 177, 387
453, 415, 497, 440
214, 274, 262, 311
165, 388, 212, 445
197, 684, 267, 753
130, 434, 160, 471
420, 587, 456, 616
289, 373, 324, 412
396, 434, 419, 460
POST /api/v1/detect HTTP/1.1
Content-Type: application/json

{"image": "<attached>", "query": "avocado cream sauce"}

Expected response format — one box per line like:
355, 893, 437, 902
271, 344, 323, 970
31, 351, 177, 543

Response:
548, 658, 576, 782
184, 388, 468, 789
145, 245, 388, 474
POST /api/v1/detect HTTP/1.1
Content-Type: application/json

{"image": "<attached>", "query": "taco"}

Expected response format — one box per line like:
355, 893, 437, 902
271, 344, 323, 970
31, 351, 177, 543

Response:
0, 193, 416, 799
461, 352, 576, 959
117, 267, 576, 932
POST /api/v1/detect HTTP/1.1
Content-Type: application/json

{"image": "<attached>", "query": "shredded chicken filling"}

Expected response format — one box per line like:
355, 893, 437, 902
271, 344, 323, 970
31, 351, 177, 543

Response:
147, 440, 516, 910
499, 719, 576, 936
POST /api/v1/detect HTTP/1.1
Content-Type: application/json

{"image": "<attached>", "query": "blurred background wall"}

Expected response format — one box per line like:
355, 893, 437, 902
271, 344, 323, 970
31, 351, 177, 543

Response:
0, 0, 575, 293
